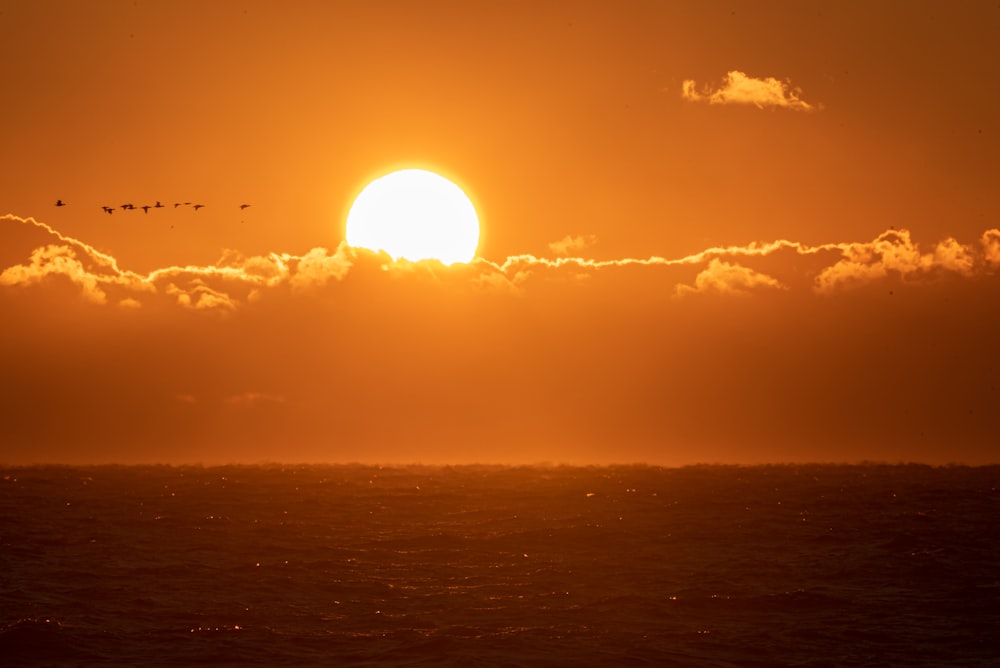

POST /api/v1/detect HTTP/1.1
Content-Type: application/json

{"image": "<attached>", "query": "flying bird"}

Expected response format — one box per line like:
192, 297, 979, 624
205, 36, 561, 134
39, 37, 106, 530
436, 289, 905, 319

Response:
141, 205, 151, 213
154, 201, 164, 208
55, 199, 66, 206
101, 206, 114, 214
121, 203, 135, 211
239, 204, 251, 210
193, 204, 204, 211
174, 203, 182, 208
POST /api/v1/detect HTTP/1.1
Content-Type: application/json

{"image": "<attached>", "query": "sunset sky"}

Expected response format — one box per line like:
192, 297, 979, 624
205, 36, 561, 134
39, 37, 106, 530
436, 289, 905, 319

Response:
2, 0, 998, 465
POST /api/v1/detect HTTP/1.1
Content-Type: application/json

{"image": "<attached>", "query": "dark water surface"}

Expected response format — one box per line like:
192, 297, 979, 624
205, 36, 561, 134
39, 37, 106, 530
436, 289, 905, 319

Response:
1, 464, 997, 666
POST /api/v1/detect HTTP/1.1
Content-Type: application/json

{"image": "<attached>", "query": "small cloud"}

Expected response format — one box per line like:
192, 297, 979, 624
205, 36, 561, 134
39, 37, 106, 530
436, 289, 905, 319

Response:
224, 391, 286, 407
471, 261, 523, 293
815, 229, 977, 293
216, 249, 289, 285
682, 70, 818, 111
289, 244, 353, 290
548, 234, 597, 256
119, 297, 142, 309
982, 229, 1000, 266
0, 244, 108, 303
931, 237, 975, 276
675, 259, 784, 297
165, 280, 238, 312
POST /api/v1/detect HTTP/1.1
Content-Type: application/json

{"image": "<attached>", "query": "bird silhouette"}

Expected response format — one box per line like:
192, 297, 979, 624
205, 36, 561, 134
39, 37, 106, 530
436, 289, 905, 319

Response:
141, 205, 151, 214
101, 206, 114, 215
193, 204, 204, 211
121, 203, 135, 211
55, 199, 66, 206
240, 204, 251, 210
174, 203, 182, 208
154, 201, 164, 208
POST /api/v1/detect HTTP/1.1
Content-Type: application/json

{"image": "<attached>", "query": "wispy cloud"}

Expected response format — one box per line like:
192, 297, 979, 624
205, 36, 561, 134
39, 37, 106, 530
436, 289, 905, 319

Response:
0, 214, 355, 311
166, 280, 239, 312
119, 297, 142, 309
815, 229, 979, 293
675, 259, 784, 297
224, 391, 287, 407
549, 234, 597, 256
289, 245, 353, 290
682, 70, 818, 111
482, 236, 849, 277
4, 213, 998, 311
982, 229, 1000, 266
0, 244, 108, 303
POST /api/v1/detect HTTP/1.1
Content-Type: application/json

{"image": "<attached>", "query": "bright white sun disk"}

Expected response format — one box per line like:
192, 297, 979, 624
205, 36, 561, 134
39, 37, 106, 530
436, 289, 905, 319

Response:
345, 169, 480, 265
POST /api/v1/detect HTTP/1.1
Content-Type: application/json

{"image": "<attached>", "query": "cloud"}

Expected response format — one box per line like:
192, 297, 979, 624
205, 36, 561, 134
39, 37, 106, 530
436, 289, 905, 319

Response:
288, 244, 354, 291
4, 214, 999, 313
0, 244, 108, 303
0, 214, 356, 309
982, 229, 1000, 266
549, 234, 597, 256
215, 249, 290, 285
931, 237, 976, 275
0, 214, 128, 274
4, 218, 1000, 467
224, 391, 287, 407
166, 280, 239, 312
484, 237, 838, 278
815, 229, 978, 293
675, 259, 784, 297
471, 261, 523, 293
682, 70, 818, 111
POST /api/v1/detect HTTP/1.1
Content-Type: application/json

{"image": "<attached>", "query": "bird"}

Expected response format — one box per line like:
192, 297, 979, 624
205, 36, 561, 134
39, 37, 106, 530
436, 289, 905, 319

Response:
193, 204, 204, 211
101, 206, 114, 215
121, 203, 135, 211
55, 199, 66, 206
174, 203, 182, 208
141, 205, 151, 213
239, 204, 251, 210
154, 201, 164, 208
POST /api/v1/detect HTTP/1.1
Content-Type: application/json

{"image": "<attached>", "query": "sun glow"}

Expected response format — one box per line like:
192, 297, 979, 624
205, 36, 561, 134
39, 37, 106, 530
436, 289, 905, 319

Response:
345, 169, 480, 265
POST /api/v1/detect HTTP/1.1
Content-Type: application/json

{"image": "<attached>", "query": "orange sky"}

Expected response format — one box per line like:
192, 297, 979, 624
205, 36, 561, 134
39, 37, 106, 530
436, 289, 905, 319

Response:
2, 1, 998, 465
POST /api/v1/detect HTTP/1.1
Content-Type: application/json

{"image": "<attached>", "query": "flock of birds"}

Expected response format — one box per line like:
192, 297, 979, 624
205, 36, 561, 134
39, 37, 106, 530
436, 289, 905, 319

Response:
54, 199, 250, 214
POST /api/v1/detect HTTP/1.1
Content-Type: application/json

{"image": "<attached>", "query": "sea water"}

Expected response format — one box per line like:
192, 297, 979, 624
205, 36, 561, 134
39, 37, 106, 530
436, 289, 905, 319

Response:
1, 463, 997, 666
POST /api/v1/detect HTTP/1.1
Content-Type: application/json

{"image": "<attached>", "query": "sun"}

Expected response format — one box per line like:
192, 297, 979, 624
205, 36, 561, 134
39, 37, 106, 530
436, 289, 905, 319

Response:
345, 169, 480, 265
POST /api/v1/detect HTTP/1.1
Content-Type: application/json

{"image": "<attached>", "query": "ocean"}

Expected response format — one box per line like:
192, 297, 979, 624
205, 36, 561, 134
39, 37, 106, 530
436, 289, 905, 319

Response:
1, 463, 997, 666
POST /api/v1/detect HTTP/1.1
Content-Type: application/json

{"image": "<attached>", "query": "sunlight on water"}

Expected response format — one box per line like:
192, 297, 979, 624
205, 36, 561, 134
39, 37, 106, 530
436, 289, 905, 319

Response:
1, 463, 997, 666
